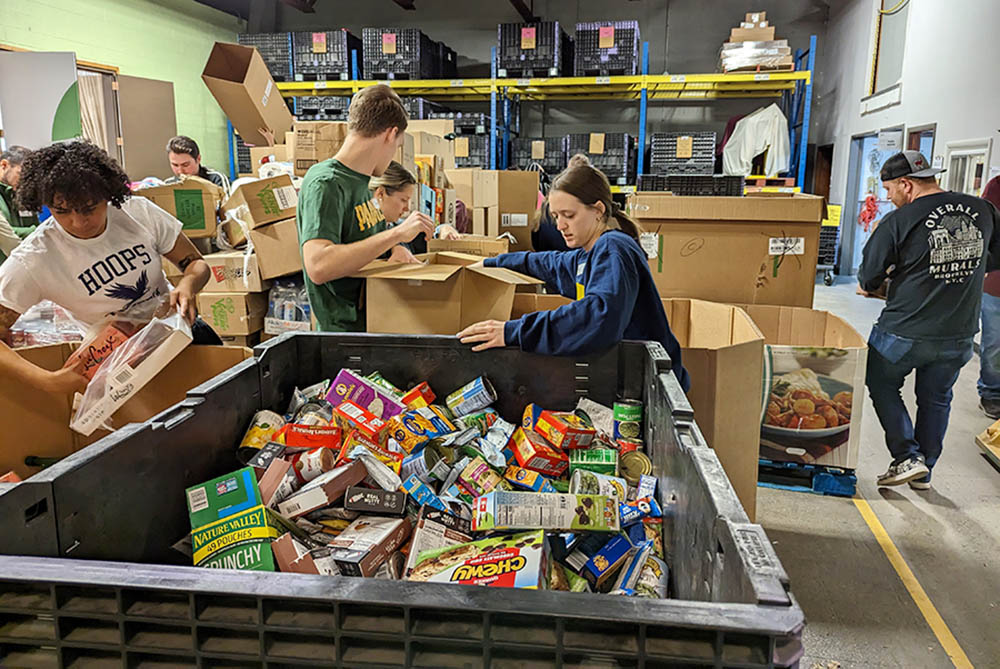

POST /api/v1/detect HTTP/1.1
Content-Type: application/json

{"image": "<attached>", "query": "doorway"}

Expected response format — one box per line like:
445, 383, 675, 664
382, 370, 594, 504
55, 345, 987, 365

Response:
840, 132, 898, 275
907, 124, 935, 159
77, 68, 123, 164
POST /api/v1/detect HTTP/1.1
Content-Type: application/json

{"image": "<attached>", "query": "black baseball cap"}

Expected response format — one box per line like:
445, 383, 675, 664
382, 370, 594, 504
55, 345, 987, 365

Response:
880, 150, 945, 181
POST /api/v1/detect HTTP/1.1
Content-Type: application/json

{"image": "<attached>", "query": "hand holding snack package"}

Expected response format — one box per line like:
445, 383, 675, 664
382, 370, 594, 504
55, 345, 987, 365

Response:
70, 307, 193, 435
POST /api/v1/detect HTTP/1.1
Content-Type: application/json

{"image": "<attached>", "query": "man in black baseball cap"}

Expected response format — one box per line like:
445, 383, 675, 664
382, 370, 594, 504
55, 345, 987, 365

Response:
859, 150, 1000, 491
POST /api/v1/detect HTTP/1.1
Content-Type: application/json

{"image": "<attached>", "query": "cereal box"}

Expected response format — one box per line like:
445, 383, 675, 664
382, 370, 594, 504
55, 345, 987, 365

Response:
535, 410, 596, 450
511, 427, 568, 478
472, 491, 619, 532
326, 369, 407, 420
332, 400, 388, 444
386, 406, 456, 454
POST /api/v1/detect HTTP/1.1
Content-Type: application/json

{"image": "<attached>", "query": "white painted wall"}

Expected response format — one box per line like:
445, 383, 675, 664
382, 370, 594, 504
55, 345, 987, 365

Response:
814, 0, 1000, 212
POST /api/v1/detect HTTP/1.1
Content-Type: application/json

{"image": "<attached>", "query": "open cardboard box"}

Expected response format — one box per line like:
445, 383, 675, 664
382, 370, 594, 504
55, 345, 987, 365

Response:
1, 345, 251, 480
629, 193, 825, 308
427, 235, 510, 258
505, 292, 765, 519
222, 175, 298, 246
202, 42, 294, 147
358, 252, 542, 335
134, 176, 224, 239
737, 304, 867, 470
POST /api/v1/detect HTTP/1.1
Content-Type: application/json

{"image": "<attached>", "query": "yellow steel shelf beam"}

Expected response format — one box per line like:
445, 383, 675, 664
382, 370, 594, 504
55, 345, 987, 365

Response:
276, 71, 810, 102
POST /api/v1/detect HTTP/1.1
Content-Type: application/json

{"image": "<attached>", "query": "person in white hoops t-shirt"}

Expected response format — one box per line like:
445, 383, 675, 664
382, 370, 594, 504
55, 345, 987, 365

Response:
0, 141, 218, 395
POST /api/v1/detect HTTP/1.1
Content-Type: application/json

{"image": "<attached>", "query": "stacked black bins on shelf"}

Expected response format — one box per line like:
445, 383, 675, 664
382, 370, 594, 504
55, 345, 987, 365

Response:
455, 134, 494, 168
430, 111, 492, 136
362, 28, 437, 80
566, 133, 636, 185
638, 174, 746, 196
497, 21, 574, 77
234, 134, 252, 175
291, 29, 362, 81
402, 97, 449, 120
512, 137, 566, 175
293, 95, 352, 121
574, 20, 641, 76
237, 32, 293, 81
0, 334, 804, 668
437, 42, 458, 78
649, 131, 717, 175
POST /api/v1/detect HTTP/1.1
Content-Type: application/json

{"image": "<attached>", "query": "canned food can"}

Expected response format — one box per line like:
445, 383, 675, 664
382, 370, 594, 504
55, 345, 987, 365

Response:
237, 410, 286, 462
295, 399, 334, 426
459, 407, 499, 434
570, 469, 628, 500
445, 376, 497, 417
401, 444, 448, 484
616, 438, 643, 454
613, 399, 643, 440
620, 450, 653, 486
288, 447, 336, 484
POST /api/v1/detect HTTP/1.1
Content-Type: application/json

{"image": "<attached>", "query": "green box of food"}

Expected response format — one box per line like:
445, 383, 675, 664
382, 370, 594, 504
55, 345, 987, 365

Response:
186, 467, 262, 530
472, 491, 619, 532
191, 504, 281, 570
568, 448, 619, 476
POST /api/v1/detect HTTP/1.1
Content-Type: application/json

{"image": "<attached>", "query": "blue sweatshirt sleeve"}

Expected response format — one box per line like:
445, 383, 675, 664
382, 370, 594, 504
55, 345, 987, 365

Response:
484, 251, 579, 298
502, 242, 639, 356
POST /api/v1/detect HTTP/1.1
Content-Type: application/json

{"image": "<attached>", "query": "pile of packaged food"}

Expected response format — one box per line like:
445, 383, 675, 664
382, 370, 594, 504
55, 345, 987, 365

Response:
184, 367, 669, 597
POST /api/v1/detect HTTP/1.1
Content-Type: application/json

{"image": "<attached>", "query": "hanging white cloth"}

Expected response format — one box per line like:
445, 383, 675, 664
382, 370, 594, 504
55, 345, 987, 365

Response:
722, 103, 790, 177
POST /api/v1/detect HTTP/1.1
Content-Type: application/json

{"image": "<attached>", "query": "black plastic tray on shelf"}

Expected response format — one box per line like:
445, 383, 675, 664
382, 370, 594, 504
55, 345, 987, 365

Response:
292, 29, 361, 80
497, 21, 574, 78
565, 133, 636, 185
513, 136, 566, 174
402, 97, 449, 120
362, 27, 438, 80
637, 174, 746, 196
238, 32, 294, 81
0, 334, 803, 668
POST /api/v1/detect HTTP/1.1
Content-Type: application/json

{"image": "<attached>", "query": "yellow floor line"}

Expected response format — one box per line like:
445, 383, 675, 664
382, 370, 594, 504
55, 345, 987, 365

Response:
852, 496, 974, 669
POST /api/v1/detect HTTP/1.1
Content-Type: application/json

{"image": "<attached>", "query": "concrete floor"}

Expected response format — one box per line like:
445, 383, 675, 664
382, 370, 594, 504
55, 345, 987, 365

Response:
756, 282, 1000, 668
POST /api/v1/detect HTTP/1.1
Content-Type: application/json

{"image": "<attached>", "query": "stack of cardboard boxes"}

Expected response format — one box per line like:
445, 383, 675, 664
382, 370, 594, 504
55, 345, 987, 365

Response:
719, 11, 793, 73
443, 168, 539, 252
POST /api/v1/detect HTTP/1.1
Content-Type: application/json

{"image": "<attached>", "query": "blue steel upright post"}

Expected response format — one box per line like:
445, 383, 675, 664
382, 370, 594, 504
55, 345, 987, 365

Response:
637, 41, 649, 179
227, 120, 236, 182
490, 47, 498, 169
797, 34, 817, 189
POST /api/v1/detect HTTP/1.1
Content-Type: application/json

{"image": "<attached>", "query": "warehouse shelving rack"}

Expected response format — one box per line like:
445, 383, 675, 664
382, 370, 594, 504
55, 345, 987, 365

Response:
235, 38, 815, 189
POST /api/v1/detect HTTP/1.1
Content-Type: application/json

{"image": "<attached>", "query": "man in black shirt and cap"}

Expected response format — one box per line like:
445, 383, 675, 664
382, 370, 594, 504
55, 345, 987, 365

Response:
859, 150, 1000, 490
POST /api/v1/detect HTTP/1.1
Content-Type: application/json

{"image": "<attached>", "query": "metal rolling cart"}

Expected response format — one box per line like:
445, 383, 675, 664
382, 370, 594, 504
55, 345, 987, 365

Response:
818, 203, 843, 286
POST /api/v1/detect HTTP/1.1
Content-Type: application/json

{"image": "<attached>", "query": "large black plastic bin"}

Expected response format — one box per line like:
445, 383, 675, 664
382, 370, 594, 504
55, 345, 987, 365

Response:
0, 334, 803, 668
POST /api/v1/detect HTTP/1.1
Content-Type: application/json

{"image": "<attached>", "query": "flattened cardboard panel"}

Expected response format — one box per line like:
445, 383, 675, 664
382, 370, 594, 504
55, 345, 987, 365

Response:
118, 75, 177, 180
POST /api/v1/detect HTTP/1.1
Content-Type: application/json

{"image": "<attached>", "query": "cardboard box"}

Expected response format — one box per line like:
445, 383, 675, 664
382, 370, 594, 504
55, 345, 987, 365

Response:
475, 171, 538, 252
292, 121, 348, 176
202, 42, 294, 147
403, 506, 474, 578
192, 505, 281, 570
221, 175, 298, 244
272, 533, 338, 575
325, 369, 407, 421
472, 491, 619, 532
408, 529, 547, 588
629, 193, 824, 308
415, 154, 445, 189
360, 251, 542, 335
412, 131, 455, 169
471, 207, 500, 238
472, 170, 499, 208
730, 26, 776, 42
329, 516, 412, 576
135, 176, 224, 239
427, 235, 509, 258
70, 324, 195, 436
277, 460, 368, 518
444, 168, 477, 206
197, 292, 268, 336
746, 11, 767, 22
396, 131, 416, 177
249, 144, 290, 175
220, 332, 262, 348
442, 188, 457, 226
406, 119, 455, 138
200, 251, 270, 293
662, 299, 765, 520
738, 304, 867, 471
249, 218, 303, 280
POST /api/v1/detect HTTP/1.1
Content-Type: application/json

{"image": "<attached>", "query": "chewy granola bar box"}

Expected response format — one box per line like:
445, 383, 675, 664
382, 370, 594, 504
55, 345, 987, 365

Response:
407, 530, 547, 589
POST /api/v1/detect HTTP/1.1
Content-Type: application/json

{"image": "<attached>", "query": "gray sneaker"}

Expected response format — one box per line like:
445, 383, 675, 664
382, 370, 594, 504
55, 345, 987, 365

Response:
909, 475, 931, 491
877, 457, 930, 486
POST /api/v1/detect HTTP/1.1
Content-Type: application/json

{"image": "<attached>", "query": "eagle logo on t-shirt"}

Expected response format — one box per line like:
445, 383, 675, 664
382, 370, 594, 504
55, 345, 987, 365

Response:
104, 270, 150, 311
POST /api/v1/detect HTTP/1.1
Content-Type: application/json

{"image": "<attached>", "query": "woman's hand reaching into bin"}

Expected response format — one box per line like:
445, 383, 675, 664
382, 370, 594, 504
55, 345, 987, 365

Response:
457, 320, 507, 352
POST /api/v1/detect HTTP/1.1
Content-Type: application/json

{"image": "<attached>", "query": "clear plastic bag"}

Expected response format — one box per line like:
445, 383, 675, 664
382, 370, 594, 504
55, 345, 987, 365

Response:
6, 301, 84, 348
71, 308, 193, 435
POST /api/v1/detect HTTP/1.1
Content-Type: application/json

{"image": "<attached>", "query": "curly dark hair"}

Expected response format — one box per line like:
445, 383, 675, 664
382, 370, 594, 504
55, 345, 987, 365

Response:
15, 140, 131, 213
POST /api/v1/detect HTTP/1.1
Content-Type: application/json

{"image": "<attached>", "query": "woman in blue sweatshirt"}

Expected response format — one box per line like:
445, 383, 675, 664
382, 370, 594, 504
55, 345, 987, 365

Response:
457, 157, 690, 392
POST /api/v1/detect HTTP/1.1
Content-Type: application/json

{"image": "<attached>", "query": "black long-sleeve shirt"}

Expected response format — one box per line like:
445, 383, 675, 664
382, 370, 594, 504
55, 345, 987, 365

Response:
859, 190, 1000, 339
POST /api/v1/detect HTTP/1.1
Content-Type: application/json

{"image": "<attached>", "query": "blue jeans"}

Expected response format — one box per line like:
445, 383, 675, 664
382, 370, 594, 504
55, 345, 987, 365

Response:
978, 293, 1000, 400
866, 327, 973, 469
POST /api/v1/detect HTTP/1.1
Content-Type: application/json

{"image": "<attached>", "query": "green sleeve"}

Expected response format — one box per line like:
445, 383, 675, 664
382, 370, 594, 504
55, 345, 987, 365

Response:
13, 225, 36, 240
298, 177, 345, 246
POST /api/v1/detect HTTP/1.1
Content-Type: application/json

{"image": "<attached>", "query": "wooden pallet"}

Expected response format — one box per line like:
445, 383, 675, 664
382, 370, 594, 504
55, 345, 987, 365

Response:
758, 458, 857, 497
975, 420, 1000, 470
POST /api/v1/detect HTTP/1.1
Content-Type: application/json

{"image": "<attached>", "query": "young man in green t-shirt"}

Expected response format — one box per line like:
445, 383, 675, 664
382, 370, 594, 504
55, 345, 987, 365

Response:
298, 84, 435, 331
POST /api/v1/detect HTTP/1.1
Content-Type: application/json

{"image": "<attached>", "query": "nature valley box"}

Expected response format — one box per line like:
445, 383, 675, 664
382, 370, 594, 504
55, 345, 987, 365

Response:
737, 304, 867, 470
135, 175, 224, 239
191, 505, 282, 570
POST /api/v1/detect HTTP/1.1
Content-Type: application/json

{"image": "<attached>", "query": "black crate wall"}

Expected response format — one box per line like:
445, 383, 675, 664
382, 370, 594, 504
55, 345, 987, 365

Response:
650, 132, 716, 175
234, 134, 252, 175
638, 174, 745, 196
402, 97, 449, 119
293, 95, 351, 120
436, 42, 458, 78
455, 134, 504, 168
574, 21, 641, 76
428, 111, 493, 136
513, 137, 566, 174
362, 28, 438, 79
497, 22, 574, 77
292, 29, 361, 80
237, 32, 293, 81
565, 133, 636, 185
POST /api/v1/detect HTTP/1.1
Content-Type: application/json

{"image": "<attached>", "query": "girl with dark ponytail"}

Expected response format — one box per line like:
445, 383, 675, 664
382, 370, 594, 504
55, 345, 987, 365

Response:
458, 156, 689, 391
